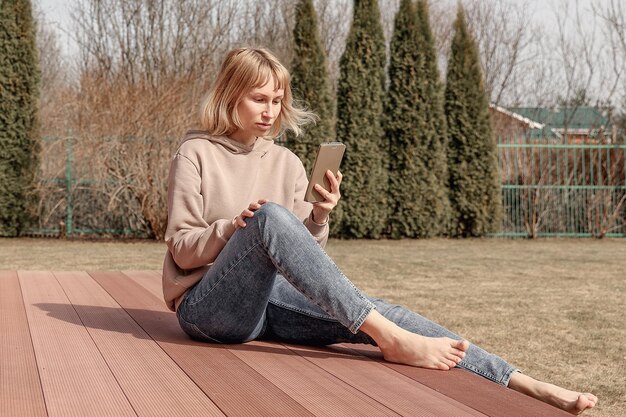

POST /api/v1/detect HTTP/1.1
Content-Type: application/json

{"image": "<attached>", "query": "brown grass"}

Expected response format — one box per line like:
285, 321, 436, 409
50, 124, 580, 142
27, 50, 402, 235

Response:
1, 237, 624, 417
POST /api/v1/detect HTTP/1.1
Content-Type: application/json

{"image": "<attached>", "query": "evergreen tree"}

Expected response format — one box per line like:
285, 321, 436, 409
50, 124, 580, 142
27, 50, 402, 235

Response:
0, 0, 40, 236
386, 0, 450, 238
287, 0, 335, 175
334, 0, 387, 238
416, 0, 451, 235
444, 5, 501, 237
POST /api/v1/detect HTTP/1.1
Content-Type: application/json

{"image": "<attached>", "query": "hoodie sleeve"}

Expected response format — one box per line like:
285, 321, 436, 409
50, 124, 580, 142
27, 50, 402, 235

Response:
164, 153, 236, 270
293, 158, 329, 247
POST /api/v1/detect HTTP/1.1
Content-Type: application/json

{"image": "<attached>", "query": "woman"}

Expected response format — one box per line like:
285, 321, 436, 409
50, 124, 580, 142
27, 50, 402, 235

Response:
163, 47, 596, 414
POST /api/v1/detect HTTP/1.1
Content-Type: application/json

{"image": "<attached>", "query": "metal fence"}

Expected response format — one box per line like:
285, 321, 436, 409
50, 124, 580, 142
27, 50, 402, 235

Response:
26, 137, 626, 238
27, 137, 151, 238
496, 142, 626, 238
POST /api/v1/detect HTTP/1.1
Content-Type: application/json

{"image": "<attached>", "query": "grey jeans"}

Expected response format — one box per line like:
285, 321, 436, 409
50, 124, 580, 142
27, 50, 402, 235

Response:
176, 203, 517, 386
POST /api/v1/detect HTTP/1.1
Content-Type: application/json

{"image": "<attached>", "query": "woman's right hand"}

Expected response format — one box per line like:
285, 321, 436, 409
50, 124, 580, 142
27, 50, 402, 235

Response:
232, 199, 268, 229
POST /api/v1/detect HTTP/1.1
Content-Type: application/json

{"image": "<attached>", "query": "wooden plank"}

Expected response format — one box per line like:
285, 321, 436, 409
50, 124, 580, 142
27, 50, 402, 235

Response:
89, 271, 314, 417
114, 271, 567, 417
285, 343, 488, 417
128, 271, 465, 416
341, 344, 572, 417
129, 271, 483, 416
228, 340, 401, 417
0, 270, 47, 417
18, 271, 136, 417
122, 270, 161, 300
53, 271, 224, 417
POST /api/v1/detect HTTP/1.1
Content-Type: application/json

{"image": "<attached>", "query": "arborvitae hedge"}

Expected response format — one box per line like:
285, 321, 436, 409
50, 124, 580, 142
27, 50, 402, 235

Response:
334, 0, 387, 238
444, 5, 501, 237
0, 0, 40, 236
386, 0, 450, 238
416, 0, 451, 235
287, 0, 335, 175
385, 0, 425, 238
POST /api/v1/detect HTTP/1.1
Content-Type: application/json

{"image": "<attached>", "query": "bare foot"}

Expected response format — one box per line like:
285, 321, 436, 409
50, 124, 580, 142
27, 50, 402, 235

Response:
380, 328, 470, 370
509, 372, 598, 415
359, 309, 470, 370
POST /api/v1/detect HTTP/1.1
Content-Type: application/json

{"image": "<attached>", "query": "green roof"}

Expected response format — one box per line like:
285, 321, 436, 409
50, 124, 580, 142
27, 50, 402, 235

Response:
527, 127, 559, 140
507, 107, 610, 130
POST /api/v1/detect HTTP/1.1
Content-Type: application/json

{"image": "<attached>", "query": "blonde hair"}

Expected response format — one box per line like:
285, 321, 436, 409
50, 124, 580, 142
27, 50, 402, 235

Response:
200, 47, 317, 138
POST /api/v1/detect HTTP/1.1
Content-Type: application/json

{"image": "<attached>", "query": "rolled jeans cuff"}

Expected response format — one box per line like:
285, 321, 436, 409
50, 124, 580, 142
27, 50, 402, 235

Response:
350, 302, 376, 334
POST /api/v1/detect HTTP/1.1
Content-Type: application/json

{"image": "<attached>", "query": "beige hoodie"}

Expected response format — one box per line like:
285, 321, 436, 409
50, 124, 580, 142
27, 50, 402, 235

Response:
162, 130, 329, 311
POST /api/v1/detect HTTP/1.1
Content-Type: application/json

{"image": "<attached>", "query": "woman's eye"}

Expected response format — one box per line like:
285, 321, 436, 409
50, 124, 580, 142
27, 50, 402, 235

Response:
273, 100, 281, 105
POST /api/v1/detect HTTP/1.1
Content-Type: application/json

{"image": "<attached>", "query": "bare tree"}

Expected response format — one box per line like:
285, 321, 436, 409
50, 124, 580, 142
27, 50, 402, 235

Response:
466, 0, 537, 105
594, 0, 625, 89
61, 0, 247, 238
237, 0, 296, 66
594, 0, 626, 139
71, 0, 239, 87
33, 4, 77, 137
314, 0, 352, 84
426, 1, 454, 76
548, 0, 622, 141
46, 0, 319, 238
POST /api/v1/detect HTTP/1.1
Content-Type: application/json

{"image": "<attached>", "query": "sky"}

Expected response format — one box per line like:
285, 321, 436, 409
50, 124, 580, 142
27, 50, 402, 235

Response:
36, 0, 605, 57
35, 0, 621, 108
34, 0, 589, 50
36, 0, 75, 56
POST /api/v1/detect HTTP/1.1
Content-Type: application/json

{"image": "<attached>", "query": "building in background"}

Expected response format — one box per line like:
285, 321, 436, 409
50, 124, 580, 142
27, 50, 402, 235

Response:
490, 105, 615, 143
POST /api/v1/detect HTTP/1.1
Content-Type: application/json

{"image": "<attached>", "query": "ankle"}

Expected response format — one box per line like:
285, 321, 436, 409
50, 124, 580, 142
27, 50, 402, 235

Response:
509, 372, 539, 396
359, 310, 400, 349
510, 372, 556, 402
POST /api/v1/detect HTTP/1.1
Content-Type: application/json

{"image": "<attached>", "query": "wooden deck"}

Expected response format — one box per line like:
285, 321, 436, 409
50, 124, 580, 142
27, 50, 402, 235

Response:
1, 270, 572, 417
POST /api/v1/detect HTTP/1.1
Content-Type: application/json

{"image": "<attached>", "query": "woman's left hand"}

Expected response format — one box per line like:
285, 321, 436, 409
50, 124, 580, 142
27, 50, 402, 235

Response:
311, 170, 342, 224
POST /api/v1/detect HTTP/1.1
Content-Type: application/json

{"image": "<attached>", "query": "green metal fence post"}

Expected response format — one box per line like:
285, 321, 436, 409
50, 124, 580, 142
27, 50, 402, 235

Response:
66, 135, 73, 237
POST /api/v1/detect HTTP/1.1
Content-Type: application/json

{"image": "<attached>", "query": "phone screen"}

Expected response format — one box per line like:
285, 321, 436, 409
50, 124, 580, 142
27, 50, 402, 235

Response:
305, 142, 346, 203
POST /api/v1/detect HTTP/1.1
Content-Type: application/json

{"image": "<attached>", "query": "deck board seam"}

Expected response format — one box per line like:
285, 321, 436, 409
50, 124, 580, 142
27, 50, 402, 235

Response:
281, 343, 407, 416
374, 356, 519, 417
336, 345, 481, 405
17, 270, 51, 417
119, 271, 314, 416
7, 270, 571, 417
96, 270, 303, 417
123, 269, 484, 417
86, 270, 226, 417
123, 270, 387, 416
337, 344, 523, 417
119, 271, 328, 417
51, 271, 141, 417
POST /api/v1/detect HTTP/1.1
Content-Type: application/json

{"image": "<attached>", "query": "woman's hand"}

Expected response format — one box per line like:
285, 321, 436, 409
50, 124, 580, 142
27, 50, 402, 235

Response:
233, 199, 268, 229
311, 170, 342, 224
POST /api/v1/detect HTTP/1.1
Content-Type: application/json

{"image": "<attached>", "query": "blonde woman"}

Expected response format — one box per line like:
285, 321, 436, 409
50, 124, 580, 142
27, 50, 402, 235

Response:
163, 47, 596, 414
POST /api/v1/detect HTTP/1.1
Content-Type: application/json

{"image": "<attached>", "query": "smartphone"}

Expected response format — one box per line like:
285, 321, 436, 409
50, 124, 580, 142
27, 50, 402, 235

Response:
305, 142, 346, 203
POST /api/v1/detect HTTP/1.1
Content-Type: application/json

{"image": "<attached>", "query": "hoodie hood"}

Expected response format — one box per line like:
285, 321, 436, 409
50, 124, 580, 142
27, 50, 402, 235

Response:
182, 129, 274, 155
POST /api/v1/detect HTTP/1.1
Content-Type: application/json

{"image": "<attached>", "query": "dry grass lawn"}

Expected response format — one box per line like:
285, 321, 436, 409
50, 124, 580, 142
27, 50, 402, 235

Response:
1, 237, 624, 417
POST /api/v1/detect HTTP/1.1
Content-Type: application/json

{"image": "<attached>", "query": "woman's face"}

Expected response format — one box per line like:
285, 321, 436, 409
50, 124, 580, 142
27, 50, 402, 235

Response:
230, 78, 284, 146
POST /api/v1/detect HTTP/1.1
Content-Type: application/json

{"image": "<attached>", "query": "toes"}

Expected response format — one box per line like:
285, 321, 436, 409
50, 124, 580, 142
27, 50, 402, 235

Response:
574, 393, 597, 412
443, 359, 457, 369
568, 393, 598, 414
446, 352, 463, 364
451, 348, 466, 360
450, 339, 470, 351
575, 395, 589, 411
